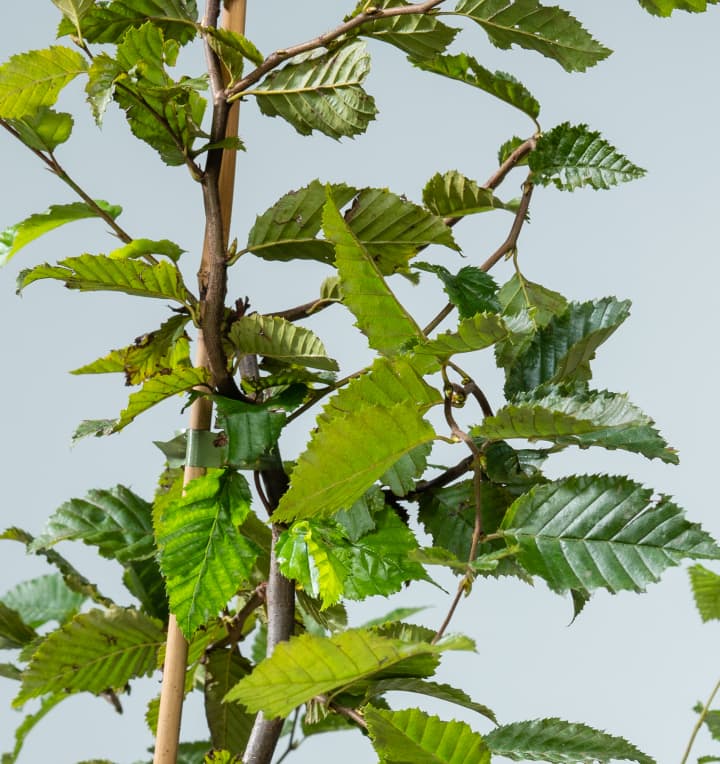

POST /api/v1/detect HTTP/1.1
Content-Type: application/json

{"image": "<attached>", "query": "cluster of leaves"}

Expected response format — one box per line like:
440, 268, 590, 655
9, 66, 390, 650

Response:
1, 1, 719, 763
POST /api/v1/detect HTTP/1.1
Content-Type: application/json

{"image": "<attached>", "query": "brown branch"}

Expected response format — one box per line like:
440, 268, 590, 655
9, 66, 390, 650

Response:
206, 584, 266, 652
479, 177, 534, 273
264, 297, 338, 322
225, 0, 446, 101
407, 455, 474, 500
315, 694, 368, 730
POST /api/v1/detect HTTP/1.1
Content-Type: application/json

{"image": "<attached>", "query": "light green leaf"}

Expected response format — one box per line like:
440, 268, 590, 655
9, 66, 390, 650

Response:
412, 53, 539, 120
0, 603, 37, 650
273, 403, 436, 523
0, 46, 88, 119
204, 649, 254, 755
154, 470, 259, 636
3, 692, 65, 764
416, 312, 508, 359
108, 238, 185, 261
224, 629, 471, 717
501, 474, 720, 594
52, 0, 95, 37
365, 705, 491, 764
204, 27, 263, 83
453, 0, 611, 72
484, 717, 654, 763
5, 106, 73, 152
229, 314, 338, 371
415, 263, 500, 319
474, 386, 679, 464
382, 443, 432, 496
422, 171, 512, 218
31, 486, 154, 563
14, 607, 164, 707
1, 574, 85, 629
323, 191, 424, 356
530, 123, 646, 190
249, 41, 377, 139
689, 565, 720, 622
17, 254, 192, 305
358, 0, 459, 58
636, 0, 718, 15
85, 52, 121, 125
0, 201, 122, 268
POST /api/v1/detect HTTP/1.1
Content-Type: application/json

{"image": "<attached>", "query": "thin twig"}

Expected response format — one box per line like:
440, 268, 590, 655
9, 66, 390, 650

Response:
315, 694, 368, 730
265, 297, 338, 322
447, 359, 494, 418
680, 675, 720, 764
206, 585, 266, 652
275, 708, 302, 764
408, 455, 474, 500
479, 178, 534, 273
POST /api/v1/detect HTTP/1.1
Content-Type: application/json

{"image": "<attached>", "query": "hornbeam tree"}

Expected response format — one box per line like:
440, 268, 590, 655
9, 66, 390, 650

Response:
0, 2, 718, 763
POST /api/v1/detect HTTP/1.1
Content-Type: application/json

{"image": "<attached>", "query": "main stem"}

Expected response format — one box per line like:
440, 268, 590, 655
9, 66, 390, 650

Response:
153, 3, 247, 763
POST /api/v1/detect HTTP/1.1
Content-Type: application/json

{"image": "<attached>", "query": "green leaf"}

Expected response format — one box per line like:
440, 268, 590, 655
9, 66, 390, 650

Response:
204, 27, 263, 83
412, 53, 539, 120
694, 702, 720, 742
3, 692, 65, 764
358, 0, 459, 58
416, 312, 508, 359
5, 106, 73, 152
0, 46, 88, 119
323, 191, 424, 356
416, 262, 501, 319
31, 486, 154, 563
204, 649, 254, 755
0, 663, 22, 680
229, 314, 338, 371
224, 629, 471, 717
422, 171, 513, 218
14, 607, 164, 707
249, 41, 377, 139
498, 272, 568, 329
501, 474, 720, 594
154, 470, 259, 636
382, 443, 432, 496
501, 297, 631, 397
636, 0, 718, 16
17, 254, 191, 304
453, 0, 611, 72
689, 564, 720, 622
474, 386, 679, 464
1, 574, 85, 629
484, 717, 654, 763
0, 202, 122, 268
273, 403, 436, 523
52, 0, 95, 37
0, 603, 37, 649
530, 123, 646, 191
85, 52, 122, 125
214, 396, 286, 469
108, 237, 185, 261
365, 705, 491, 764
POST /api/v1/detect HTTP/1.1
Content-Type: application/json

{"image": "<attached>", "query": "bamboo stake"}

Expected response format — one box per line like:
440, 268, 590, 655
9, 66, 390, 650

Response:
153, 3, 247, 762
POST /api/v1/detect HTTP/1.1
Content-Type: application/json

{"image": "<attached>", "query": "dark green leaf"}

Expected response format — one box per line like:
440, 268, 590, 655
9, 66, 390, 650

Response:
1, 574, 85, 629
415, 263, 500, 319
213, 396, 285, 469
689, 564, 720, 622
0, 603, 38, 650
422, 171, 513, 218
498, 272, 568, 329
204, 27, 263, 83
205, 649, 254, 755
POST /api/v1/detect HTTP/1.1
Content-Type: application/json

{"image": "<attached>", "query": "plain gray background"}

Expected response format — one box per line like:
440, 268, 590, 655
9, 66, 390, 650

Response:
1, 2, 719, 762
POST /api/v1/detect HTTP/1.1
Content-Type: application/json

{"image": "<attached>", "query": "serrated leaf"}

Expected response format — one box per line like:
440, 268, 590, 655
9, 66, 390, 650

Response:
636, 0, 718, 15
359, 0, 459, 58
453, 0, 611, 73
214, 396, 286, 469
5, 106, 73, 152
484, 717, 654, 763
498, 135, 527, 164
382, 443, 432, 496
204, 27, 263, 84
0, 603, 38, 650
498, 272, 568, 329
412, 53, 539, 120
416, 262, 501, 319
502, 297, 630, 396
3, 692, 65, 764
416, 312, 508, 359
0, 202, 122, 268
689, 564, 720, 622
273, 403, 436, 523
31, 486, 154, 563
474, 386, 679, 464
501, 474, 720, 594
323, 191, 424, 356
204, 649, 254, 754
530, 123, 646, 191
52, 0, 95, 37
224, 629, 470, 716
154, 470, 259, 636
365, 705, 491, 764
249, 40, 377, 139
0, 46, 88, 119
229, 314, 338, 371
1, 574, 85, 629
14, 607, 164, 707
422, 171, 512, 218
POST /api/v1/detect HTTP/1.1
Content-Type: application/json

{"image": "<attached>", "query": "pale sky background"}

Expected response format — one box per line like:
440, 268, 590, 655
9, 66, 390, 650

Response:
1, 2, 720, 762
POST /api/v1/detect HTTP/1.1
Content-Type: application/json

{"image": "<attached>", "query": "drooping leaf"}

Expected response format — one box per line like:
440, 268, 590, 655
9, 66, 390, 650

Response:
689, 564, 720, 622
0, 603, 38, 649
1, 574, 85, 629
484, 717, 654, 763
453, 0, 611, 72
358, 0, 459, 58
249, 40, 377, 139
0, 201, 122, 267
417, 259, 501, 319
412, 53, 539, 120
204, 649, 255, 755
273, 403, 436, 523
204, 27, 264, 84
5, 106, 73, 152
214, 396, 286, 469
416, 311, 508, 359
0, 46, 88, 119
474, 386, 679, 464
365, 705, 491, 764
31, 486, 154, 563
154, 470, 259, 636
14, 607, 164, 707
224, 629, 472, 717
422, 171, 512, 218
501, 474, 720, 594
3, 692, 65, 764
636, 0, 718, 16
530, 123, 646, 191
323, 191, 424, 356
229, 314, 338, 371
